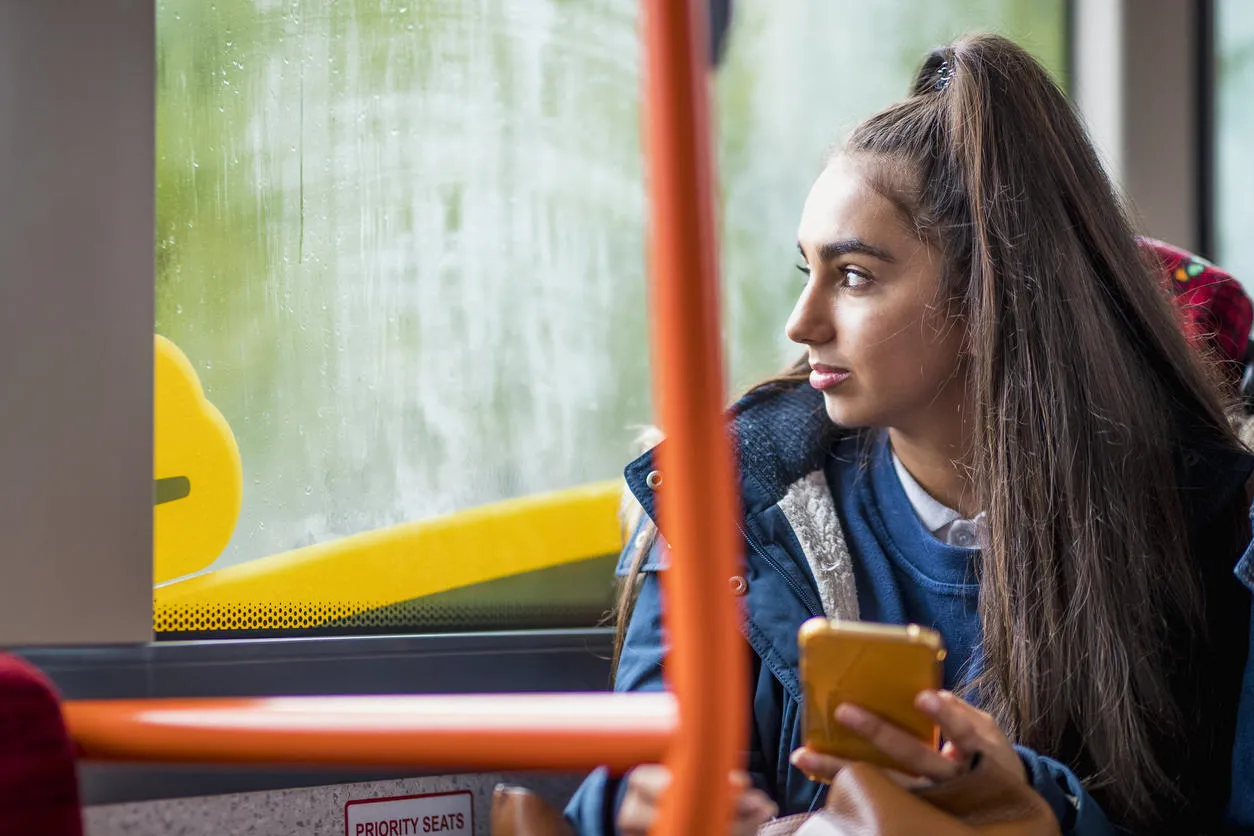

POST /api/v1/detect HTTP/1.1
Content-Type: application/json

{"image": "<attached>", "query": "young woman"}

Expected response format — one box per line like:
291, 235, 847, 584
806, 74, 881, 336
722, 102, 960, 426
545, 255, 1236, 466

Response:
565, 35, 1254, 835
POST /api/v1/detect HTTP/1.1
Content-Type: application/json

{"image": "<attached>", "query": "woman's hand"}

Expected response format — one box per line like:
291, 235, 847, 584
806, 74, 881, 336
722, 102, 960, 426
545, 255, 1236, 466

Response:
790, 689, 1026, 787
616, 764, 779, 836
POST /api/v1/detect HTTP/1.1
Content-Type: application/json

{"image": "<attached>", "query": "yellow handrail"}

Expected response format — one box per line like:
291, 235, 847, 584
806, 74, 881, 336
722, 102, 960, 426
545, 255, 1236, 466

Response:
154, 479, 622, 632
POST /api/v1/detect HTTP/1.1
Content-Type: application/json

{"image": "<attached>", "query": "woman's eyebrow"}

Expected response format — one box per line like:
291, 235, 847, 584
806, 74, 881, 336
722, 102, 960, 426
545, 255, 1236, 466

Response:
797, 238, 897, 264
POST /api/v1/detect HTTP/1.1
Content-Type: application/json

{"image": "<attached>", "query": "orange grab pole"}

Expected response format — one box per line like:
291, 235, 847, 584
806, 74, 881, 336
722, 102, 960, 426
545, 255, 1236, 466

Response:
640, 1, 748, 835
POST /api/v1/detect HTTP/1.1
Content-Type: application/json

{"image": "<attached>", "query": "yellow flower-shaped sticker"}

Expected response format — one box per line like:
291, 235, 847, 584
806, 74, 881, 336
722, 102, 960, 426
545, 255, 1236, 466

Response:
154, 335, 242, 584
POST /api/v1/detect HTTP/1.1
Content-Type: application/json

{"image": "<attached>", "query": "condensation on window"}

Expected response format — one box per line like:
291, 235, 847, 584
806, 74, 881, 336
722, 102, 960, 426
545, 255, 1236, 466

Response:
155, 0, 1064, 573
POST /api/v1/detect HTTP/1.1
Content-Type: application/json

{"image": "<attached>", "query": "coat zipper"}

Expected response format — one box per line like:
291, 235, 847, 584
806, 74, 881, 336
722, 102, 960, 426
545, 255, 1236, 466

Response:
736, 520, 824, 619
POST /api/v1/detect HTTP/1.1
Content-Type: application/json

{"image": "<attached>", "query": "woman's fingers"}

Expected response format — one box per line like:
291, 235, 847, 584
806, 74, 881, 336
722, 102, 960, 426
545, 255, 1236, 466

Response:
915, 690, 1026, 783
615, 789, 654, 835
834, 703, 963, 783
616, 765, 670, 835
917, 691, 983, 755
789, 746, 850, 783
627, 763, 671, 801
736, 787, 779, 824
789, 693, 1026, 792
726, 770, 778, 821
732, 788, 779, 836
734, 785, 774, 815
790, 745, 929, 788
618, 764, 779, 836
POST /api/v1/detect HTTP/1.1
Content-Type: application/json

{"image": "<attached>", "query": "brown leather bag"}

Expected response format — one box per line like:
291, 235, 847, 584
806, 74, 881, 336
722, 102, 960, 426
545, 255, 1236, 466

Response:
490, 784, 575, 836
758, 757, 1060, 836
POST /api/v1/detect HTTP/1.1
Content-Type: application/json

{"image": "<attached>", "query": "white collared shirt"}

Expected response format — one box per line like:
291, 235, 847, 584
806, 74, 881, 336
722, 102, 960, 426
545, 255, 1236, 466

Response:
890, 451, 986, 549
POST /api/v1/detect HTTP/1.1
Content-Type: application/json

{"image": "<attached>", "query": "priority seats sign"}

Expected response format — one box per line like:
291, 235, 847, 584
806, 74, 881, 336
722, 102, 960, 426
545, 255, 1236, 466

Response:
345, 790, 473, 836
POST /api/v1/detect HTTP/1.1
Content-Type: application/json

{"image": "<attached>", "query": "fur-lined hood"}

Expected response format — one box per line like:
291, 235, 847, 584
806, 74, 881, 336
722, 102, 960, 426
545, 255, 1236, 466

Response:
617, 384, 862, 621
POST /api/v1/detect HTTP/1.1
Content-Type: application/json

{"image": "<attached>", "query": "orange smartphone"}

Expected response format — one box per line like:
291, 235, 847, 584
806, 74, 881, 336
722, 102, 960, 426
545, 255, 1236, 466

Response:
797, 617, 947, 772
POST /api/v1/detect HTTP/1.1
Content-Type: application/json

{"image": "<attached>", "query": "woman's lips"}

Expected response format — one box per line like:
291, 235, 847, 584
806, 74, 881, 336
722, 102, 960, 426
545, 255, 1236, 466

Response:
809, 364, 851, 391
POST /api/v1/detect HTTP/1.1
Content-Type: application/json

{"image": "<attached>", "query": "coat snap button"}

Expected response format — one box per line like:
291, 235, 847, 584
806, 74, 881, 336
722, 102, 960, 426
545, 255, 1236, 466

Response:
729, 575, 749, 596
645, 470, 663, 490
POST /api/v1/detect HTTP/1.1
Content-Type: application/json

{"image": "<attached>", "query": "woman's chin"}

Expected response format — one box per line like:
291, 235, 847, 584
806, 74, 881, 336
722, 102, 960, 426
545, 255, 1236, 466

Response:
821, 394, 877, 430
823, 400, 858, 427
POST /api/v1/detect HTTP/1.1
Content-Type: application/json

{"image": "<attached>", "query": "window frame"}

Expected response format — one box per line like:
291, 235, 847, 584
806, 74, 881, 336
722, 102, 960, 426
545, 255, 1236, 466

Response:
1071, 0, 1211, 253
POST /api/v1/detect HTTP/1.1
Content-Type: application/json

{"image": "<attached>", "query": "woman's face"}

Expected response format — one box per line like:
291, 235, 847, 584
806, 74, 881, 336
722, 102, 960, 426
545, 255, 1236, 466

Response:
788, 154, 967, 435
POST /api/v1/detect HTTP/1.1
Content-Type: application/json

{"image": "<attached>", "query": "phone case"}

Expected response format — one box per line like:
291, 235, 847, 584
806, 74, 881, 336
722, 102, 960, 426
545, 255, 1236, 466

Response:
797, 617, 946, 772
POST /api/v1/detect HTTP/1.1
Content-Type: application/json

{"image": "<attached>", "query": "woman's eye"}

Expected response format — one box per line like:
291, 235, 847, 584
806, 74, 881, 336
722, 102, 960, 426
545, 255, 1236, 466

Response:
795, 263, 811, 278
841, 268, 872, 289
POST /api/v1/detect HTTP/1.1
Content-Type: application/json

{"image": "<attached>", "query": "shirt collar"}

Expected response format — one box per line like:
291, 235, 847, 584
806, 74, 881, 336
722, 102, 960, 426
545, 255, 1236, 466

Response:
890, 449, 965, 535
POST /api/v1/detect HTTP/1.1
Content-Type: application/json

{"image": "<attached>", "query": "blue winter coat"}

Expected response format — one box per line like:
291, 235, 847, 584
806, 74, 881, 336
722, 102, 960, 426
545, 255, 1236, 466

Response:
566, 382, 1254, 835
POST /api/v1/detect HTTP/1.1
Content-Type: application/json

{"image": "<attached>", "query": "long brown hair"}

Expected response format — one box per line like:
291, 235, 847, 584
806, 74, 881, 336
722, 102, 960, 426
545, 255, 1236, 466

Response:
846, 35, 1238, 826
613, 35, 1241, 828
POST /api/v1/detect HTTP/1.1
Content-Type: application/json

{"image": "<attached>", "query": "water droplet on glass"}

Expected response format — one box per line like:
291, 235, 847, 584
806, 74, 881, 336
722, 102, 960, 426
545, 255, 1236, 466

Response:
305, 486, 312, 496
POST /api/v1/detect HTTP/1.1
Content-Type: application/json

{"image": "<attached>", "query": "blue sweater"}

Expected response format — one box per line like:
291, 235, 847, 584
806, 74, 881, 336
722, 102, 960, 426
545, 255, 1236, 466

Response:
827, 435, 983, 688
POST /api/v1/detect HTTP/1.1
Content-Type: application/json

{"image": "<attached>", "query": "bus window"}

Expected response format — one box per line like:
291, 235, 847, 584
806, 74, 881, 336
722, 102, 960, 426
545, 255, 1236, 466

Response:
152, 0, 1066, 639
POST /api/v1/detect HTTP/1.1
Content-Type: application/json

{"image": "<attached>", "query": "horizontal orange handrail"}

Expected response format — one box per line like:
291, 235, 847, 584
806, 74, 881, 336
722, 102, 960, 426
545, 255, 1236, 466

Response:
63, 693, 674, 773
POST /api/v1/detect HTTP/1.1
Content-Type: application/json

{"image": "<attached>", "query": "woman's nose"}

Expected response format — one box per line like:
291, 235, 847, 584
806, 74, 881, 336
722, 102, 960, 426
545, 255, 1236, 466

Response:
785, 280, 835, 346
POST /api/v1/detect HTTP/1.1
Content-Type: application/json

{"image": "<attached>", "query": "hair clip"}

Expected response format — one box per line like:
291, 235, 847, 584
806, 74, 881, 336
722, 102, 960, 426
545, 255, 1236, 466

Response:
934, 60, 953, 92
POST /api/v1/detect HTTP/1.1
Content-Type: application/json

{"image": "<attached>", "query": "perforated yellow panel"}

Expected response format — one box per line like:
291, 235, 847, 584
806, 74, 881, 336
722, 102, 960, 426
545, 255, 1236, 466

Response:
155, 602, 374, 633
154, 554, 618, 636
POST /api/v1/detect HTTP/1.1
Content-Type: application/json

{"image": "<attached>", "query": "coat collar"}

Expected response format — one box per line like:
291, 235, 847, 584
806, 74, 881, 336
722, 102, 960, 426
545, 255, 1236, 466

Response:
622, 382, 839, 530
